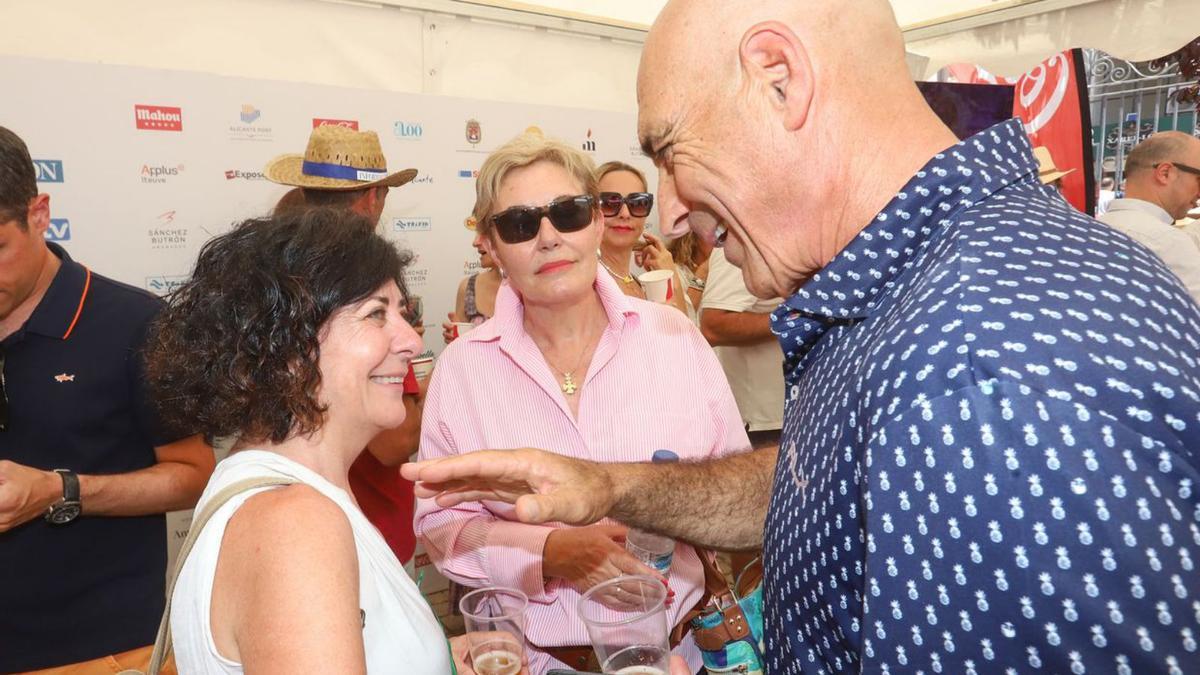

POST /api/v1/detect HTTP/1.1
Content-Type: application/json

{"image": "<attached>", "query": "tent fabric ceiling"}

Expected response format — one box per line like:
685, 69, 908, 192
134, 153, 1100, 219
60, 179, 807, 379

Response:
469, 0, 1014, 30
470, 0, 1196, 78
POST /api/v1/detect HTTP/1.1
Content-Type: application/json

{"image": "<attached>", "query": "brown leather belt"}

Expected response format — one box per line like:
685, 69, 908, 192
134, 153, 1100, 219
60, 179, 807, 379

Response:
543, 644, 602, 672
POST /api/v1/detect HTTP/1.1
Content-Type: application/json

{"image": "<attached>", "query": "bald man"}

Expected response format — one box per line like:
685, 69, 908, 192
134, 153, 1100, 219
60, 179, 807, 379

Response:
405, 2, 1200, 673
1099, 131, 1200, 302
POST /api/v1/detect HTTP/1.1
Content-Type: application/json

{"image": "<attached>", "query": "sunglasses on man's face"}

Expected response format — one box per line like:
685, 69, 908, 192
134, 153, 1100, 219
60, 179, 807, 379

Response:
489, 194, 596, 244
599, 191, 655, 218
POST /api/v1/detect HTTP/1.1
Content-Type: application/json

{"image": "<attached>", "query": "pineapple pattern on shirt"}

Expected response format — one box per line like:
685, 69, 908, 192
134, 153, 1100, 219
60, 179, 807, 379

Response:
764, 119, 1200, 674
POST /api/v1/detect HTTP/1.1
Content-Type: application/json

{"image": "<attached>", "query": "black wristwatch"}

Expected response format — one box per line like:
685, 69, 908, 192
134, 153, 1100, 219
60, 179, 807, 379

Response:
45, 469, 81, 525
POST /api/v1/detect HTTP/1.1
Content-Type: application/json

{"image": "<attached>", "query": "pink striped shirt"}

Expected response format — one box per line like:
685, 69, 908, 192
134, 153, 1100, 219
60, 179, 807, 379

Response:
415, 271, 750, 673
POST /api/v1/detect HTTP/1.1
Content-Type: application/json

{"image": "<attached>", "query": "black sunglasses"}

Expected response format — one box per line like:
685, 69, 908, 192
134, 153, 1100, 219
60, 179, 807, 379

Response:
489, 194, 596, 244
0, 345, 7, 432
1165, 161, 1200, 177
599, 191, 654, 218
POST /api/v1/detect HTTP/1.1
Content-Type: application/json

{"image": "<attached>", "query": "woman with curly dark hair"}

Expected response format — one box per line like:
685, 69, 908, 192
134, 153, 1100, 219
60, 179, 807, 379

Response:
144, 207, 463, 673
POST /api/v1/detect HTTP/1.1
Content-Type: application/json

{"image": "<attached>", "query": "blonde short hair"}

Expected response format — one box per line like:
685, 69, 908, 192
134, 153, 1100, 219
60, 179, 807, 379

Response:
474, 132, 599, 236
595, 161, 648, 191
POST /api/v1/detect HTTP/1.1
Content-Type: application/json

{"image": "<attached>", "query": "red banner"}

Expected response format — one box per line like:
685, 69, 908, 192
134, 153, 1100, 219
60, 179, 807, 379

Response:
940, 50, 1095, 215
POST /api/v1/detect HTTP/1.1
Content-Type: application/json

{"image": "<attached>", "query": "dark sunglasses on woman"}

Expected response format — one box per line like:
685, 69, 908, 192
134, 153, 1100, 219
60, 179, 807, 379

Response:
599, 191, 654, 218
489, 194, 596, 244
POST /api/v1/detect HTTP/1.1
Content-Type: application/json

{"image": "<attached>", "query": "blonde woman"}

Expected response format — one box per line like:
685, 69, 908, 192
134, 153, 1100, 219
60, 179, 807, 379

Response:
415, 134, 750, 673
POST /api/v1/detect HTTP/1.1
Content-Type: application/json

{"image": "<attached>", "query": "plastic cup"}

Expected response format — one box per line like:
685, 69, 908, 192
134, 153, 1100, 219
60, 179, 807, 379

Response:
411, 356, 434, 380
452, 322, 476, 339
578, 575, 670, 675
459, 587, 527, 675
637, 270, 674, 304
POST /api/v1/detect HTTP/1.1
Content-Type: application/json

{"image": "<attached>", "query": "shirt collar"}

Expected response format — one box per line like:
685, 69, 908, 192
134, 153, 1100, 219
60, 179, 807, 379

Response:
23, 242, 92, 340
462, 264, 642, 345
775, 118, 1038, 322
1105, 197, 1175, 225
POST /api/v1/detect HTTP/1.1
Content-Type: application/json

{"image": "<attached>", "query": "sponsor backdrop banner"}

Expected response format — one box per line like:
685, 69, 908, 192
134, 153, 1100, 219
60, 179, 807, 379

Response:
4, 54, 656, 351
3, 54, 655, 578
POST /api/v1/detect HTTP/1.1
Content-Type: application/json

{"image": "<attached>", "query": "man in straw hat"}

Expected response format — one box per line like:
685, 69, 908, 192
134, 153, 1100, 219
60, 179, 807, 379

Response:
1032, 145, 1074, 192
403, 1, 1200, 672
265, 124, 418, 226
1099, 131, 1200, 302
266, 125, 428, 569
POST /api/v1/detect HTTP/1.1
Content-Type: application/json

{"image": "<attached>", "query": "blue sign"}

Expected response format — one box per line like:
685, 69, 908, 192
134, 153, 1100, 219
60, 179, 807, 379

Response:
34, 160, 64, 183
46, 218, 71, 241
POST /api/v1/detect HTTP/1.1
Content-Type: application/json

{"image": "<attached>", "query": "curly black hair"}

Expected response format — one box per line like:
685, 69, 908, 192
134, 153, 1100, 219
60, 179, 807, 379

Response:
146, 207, 412, 443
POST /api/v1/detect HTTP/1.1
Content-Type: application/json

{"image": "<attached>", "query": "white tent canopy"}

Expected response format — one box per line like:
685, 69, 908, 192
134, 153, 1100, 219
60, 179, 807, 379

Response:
467, 0, 1200, 77
1, 0, 1194, 115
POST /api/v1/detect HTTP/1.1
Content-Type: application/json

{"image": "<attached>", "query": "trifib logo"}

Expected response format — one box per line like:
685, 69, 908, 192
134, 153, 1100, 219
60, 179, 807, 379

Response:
145, 275, 187, 296
135, 105, 183, 131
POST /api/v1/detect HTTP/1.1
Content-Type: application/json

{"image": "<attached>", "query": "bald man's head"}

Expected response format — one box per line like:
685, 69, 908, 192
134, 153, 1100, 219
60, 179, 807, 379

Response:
635, 0, 955, 298
1123, 131, 1200, 220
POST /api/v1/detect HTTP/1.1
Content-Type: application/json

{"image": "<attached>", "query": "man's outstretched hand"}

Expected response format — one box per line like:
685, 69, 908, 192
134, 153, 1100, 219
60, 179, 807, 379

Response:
401, 448, 618, 526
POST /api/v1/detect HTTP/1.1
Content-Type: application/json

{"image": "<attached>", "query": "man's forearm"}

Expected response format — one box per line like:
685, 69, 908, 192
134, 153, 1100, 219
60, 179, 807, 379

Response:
78, 434, 214, 516
700, 309, 774, 347
604, 447, 776, 551
80, 461, 210, 516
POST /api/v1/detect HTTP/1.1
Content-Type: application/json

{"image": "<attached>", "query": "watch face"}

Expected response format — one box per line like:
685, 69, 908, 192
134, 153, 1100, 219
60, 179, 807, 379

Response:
48, 503, 81, 525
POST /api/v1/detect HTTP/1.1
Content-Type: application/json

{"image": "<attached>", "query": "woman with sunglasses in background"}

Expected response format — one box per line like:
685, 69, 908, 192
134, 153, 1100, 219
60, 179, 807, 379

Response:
596, 161, 690, 315
441, 215, 503, 345
415, 132, 750, 674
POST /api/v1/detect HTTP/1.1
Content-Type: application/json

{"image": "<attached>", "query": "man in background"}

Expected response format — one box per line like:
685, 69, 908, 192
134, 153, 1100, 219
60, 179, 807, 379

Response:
1099, 131, 1200, 302
699, 247, 784, 449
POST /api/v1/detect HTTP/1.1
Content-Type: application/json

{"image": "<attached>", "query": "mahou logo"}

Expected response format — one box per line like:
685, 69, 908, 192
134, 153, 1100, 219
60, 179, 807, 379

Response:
135, 105, 183, 131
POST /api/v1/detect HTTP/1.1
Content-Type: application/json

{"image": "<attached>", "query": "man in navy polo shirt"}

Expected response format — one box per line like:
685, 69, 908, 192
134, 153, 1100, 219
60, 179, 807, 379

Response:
0, 126, 215, 672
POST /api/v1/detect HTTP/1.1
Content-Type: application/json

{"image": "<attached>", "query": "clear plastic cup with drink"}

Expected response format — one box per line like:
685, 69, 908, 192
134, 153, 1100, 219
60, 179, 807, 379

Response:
459, 587, 527, 675
578, 575, 671, 675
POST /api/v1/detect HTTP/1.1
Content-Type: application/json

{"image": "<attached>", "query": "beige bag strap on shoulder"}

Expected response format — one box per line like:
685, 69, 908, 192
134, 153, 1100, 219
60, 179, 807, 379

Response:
119, 476, 298, 675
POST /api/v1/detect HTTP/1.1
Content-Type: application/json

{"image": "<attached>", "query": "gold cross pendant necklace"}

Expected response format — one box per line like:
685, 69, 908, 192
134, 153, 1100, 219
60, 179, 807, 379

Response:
553, 330, 600, 397
561, 372, 579, 396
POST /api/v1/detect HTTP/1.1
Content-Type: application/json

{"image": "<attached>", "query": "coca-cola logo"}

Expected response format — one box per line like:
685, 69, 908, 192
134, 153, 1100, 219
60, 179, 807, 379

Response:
1015, 53, 1071, 137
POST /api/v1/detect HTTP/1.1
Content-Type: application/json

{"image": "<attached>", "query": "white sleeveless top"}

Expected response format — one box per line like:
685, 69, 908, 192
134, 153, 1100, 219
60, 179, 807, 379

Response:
170, 450, 451, 674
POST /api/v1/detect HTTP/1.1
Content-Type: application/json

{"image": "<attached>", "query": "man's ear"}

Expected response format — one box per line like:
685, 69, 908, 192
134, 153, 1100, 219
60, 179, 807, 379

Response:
26, 194, 50, 236
740, 21, 815, 131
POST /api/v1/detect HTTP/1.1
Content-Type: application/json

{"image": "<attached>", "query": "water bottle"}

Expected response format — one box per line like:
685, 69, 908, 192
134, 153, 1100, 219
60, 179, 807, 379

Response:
625, 450, 677, 574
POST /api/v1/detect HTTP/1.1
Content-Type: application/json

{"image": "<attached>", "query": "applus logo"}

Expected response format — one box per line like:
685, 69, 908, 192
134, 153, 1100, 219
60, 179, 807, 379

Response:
141, 164, 184, 184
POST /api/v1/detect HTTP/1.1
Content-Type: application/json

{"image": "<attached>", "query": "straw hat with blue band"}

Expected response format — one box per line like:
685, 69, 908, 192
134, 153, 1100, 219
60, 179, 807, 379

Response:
264, 125, 418, 191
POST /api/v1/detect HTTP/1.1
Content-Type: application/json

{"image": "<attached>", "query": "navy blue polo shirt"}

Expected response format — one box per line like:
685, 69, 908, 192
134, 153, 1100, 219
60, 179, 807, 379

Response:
763, 120, 1200, 673
0, 243, 180, 671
